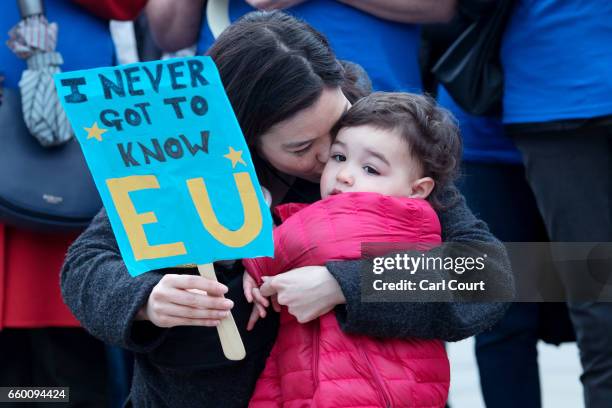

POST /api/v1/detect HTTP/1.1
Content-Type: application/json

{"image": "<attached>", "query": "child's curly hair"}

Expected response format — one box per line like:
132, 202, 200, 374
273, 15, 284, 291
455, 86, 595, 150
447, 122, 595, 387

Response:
331, 92, 462, 209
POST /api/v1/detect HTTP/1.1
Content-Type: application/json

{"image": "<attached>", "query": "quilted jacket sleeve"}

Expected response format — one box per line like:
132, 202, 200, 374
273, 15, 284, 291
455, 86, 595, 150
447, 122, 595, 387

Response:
243, 253, 283, 284
242, 223, 294, 284
242, 203, 310, 284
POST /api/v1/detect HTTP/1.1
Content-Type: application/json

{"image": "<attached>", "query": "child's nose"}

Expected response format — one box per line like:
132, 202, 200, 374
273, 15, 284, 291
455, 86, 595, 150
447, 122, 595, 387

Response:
336, 168, 354, 185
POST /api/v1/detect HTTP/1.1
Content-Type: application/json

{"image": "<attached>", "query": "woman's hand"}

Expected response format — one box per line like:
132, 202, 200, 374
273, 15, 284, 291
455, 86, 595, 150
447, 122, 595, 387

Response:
136, 274, 234, 328
259, 266, 346, 323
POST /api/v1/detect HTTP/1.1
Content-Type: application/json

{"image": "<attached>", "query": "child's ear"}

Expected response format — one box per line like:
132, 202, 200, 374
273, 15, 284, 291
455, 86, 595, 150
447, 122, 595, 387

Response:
409, 177, 435, 199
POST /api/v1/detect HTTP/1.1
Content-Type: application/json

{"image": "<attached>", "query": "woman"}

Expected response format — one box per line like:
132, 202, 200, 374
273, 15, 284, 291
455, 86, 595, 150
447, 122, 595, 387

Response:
61, 11, 512, 407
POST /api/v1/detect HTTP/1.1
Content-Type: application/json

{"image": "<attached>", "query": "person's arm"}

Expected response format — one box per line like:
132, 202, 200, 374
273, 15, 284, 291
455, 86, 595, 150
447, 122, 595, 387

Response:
326, 187, 513, 342
61, 209, 168, 351
246, 0, 308, 10
260, 187, 512, 340
61, 209, 232, 352
338, 0, 457, 23
146, 0, 205, 52
71, 0, 147, 21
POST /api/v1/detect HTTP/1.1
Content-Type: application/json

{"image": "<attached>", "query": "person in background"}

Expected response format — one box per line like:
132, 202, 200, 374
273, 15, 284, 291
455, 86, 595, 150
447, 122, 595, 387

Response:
499, 2, 612, 407
438, 87, 574, 408
0, 1, 112, 406
147, 0, 456, 93
0, 1, 145, 407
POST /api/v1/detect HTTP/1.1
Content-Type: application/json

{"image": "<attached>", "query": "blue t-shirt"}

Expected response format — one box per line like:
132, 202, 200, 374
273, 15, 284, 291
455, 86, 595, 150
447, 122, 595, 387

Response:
197, 0, 422, 92
438, 86, 521, 164
1, 0, 114, 89
501, 0, 612, 124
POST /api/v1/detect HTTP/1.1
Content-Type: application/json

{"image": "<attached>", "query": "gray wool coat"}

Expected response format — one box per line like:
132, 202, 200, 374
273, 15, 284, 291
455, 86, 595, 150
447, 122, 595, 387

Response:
60, 186, 513, 407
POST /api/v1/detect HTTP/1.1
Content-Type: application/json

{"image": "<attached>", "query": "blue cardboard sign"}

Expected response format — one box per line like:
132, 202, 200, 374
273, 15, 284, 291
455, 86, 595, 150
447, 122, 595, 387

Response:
54, 57, 274, 276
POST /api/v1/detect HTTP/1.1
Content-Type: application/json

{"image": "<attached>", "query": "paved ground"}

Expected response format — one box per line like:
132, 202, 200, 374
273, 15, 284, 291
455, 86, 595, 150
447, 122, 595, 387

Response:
448, 338, 583, 407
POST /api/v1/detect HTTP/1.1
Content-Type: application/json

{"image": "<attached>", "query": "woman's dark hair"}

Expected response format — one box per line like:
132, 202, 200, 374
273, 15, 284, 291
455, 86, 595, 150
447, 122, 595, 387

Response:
331, 92, 462, 209
207, 11, 345, 147
338, 60, 372, 103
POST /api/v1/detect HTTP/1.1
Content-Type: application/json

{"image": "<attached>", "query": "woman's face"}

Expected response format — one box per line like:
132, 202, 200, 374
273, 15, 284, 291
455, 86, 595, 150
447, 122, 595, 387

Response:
258, 87, 350, 183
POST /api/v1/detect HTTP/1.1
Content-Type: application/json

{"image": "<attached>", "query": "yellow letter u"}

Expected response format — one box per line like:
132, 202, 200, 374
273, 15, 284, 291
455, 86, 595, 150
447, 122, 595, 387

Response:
186, 172, 263, 247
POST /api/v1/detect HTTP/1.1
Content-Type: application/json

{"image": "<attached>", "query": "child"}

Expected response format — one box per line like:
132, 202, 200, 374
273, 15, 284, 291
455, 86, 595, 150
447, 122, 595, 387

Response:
243, 92, 462, 408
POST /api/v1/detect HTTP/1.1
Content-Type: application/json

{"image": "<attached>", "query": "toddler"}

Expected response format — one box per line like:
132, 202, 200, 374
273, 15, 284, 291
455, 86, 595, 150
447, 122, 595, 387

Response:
244, 92, 461, 408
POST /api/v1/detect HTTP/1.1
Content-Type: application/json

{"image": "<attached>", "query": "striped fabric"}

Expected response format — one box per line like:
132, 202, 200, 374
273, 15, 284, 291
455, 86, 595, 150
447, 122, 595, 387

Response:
7, 15, 72, 147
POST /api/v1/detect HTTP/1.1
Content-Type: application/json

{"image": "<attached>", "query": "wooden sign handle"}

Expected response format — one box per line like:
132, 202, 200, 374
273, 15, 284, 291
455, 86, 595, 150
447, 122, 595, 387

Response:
197, 263, 246, 360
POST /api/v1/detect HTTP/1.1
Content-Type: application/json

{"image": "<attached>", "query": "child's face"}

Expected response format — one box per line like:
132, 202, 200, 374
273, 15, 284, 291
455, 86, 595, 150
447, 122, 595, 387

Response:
320, 125, 425, 199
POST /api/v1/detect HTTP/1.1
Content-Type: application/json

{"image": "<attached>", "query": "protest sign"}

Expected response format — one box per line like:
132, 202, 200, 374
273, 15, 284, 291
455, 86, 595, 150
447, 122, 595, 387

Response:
54, 56, 274, 275
55, 56, 274, 360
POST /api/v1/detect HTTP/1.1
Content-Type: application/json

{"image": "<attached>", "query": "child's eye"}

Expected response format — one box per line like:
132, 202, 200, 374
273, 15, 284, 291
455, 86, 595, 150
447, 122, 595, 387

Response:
331, 153, 346, 162
364, 166, 380, 175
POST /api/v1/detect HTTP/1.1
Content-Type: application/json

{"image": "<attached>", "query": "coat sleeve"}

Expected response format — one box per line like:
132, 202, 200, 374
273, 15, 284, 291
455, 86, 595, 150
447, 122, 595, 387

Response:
243, 255, 278, 284
243, 202, 313, 283
327, 187, 514, 342
60, 208, 169, 352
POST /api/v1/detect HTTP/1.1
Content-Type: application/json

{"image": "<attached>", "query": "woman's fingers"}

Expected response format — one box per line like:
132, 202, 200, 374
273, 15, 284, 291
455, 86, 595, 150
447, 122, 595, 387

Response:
163, 274, 228, 296
143, 273, 237, 328
259, 277, 282, 312
271, 294, 281, 312
259, 276, 277, 297
155, 316, 221, 328
166, 288, 234, 310
260, 266, 345, 322
160, 303, 231, 320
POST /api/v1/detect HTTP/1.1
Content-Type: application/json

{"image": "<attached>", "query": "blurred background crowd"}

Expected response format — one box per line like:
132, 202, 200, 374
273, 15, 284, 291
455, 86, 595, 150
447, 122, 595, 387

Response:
1, 0, 610, 407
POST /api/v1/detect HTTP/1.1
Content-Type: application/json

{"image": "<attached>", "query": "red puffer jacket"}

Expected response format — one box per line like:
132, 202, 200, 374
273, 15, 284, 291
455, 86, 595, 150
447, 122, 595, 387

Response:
244, 192, 450, 408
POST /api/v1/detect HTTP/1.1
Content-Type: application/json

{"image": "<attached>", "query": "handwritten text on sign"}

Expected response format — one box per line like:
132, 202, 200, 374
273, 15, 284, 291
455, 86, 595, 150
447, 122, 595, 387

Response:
54, 57, 273, 276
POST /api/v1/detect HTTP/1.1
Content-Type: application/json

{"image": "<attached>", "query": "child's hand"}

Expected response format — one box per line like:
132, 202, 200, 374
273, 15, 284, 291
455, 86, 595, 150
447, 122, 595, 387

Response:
243, 271, 270, 330
247, 302, 267, 331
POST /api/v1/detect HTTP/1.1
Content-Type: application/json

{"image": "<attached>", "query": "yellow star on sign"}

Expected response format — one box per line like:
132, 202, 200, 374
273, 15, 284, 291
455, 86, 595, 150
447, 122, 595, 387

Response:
84, 122, 108, 142
223, 146, 247, 168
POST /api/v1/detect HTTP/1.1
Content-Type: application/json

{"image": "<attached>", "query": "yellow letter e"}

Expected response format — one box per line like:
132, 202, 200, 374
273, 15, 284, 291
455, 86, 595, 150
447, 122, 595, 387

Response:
106, 175, 187, 260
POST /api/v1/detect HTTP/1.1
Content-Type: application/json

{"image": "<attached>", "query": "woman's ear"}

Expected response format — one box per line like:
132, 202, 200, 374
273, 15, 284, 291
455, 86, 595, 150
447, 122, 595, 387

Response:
409, 177, 435, 199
